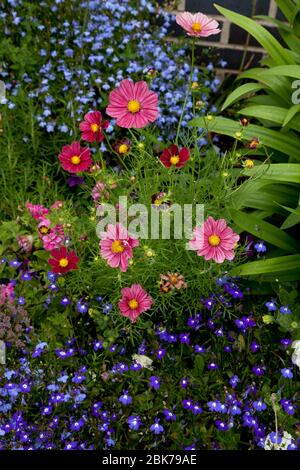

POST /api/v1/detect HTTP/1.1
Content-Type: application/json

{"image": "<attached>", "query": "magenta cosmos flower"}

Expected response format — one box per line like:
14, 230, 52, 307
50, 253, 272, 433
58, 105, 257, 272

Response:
99, 223, 139, 272
26, 202, 49, 220
176, 12, 221, 38
79, 111, 109, 143
58, 141, 92, 173
189, 216, 240, 263
160, 144, 189, 168
119, 284, 153, 323
106, 79, 158, 128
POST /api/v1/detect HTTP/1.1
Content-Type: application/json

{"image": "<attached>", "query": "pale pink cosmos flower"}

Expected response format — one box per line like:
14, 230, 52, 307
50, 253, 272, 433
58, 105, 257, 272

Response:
26, 202, 49, 220
42, 225, 65, 251
106, 79, 158, 128
91, 181, 109, 203
189, 216, 240, 263
0, 282, 15, 305
17, 235, 34, 253
119, 284, 153, 323
176, 12, 221, 38
38, 219, 65, 251
99, 223, 139, 272
50, 200, 64, 210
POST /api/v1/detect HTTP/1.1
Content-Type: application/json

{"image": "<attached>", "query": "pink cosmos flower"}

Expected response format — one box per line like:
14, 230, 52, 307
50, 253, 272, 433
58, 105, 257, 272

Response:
0, 282, 15, 305
106, 79, 158, 128
176, 12, 221, 38
79, 111, 109, 143
42, 225, 65, 251
58, 141, 92, 173
99, 223, 139, 272
26, 202, 49, 220
91, 181, 109, 203
17, 235, 34, 253
38, 219, 65, 251
50, 200, 64, 210
119, 283, 153, 323
189, 216, 240, 263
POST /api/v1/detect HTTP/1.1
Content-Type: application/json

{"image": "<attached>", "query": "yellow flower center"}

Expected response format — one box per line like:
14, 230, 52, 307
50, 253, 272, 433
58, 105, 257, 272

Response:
154, 198, 162, 206
245, 159, 254, 169
170, 275, 178, 284
118, 144, 129, 154
91, 123, 99, 133
192, 21, 202, 33
208, 234, 221, 247
170, 155, 180, 165
59, 258, 69, 267
111, 240, 125, 253
40, 226, 50, 234
127, 99, 141, 114
71, 155, 81, 165
128, 299, 138, 310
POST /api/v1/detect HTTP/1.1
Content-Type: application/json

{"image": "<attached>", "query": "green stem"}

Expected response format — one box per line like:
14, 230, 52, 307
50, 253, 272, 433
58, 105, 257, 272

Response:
104, 133, 130, 172
175, 38, 195, 144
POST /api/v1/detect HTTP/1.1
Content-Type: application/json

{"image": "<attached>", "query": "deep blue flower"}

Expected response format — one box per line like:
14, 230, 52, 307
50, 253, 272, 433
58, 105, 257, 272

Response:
118, 390, 132, 406
265, 300, 277, 312
127, 415, 142, 431
149, 376, 160, 390
179, 333, 190, 344
254, 241, 266, 253
60, 296, 70, 306
252, 399, 267, 412
163, 409, 176, 421
280, 305, 291, 315
150, 419, 164, 435
252, 365, 265, 376
229, 375, 240, 389
281, 368, 293, 379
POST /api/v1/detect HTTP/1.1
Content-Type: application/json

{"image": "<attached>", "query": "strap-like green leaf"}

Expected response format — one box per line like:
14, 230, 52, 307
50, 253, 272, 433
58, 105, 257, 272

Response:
214, 4, 295, 65
237, 69, 292, 104
237, 105, 300, 131
281, 205, 300, 229
191, 116, 300, 160
229, 208, 299, 252
275, 0, 296, 23
283, 104, 300, 126
230, 254, 300, 278
242, 163, 300, 183
221, 83, 266, 111
265, 64, 300, 78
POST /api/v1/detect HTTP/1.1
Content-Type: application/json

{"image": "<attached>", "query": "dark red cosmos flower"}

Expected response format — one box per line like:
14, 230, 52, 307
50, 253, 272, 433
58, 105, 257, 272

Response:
58, 141, 92, 173
48, 246, 79, 274
79, 111, 109, 143
160, 144, 189, 169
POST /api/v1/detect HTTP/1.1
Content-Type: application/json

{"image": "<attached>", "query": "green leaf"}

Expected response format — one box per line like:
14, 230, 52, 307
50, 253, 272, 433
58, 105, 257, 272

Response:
229, 208, 299, 252
242, 164, 300, 183
214, 4, 295, 65
281, 205, 300, 229
265, 64, 300, 79
33, 250, 50, 261
191, 116, 300, 160
237, 105, 300, 131
221, 83, 266, 111
279, 28, 300, 54
276, 0, 295, 23
254, 15, 294, 33
237, 69, 292, 104
230, 255, 300, 276
193, 355, 205, 377
283, 104, 300, 127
